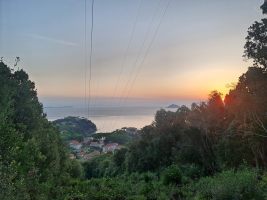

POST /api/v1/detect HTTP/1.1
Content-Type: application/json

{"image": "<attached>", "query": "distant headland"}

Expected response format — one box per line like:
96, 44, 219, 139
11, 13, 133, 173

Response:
166, 104, 179, 109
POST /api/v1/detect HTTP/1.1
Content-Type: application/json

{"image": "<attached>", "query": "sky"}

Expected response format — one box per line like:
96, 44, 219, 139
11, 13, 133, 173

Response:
0, 0, 264, 105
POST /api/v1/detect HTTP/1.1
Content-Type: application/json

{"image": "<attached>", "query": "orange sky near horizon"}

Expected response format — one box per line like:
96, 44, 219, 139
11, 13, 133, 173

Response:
35, 63, 245, 101
0, 0, 263, 102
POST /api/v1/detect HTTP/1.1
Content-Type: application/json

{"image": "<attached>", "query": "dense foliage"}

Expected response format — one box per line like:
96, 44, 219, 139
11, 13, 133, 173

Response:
53, 116, 97, 141
0, 62, 80, 200
92, 129, 139, 145
79, 63, 267, 199
261, 1, 267, 14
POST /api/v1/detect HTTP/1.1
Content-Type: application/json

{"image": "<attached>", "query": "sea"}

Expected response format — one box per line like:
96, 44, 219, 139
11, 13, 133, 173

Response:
42, 97, 195, 133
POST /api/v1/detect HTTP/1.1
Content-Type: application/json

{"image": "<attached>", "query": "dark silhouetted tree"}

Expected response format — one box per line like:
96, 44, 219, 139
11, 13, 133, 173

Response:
261, 0, 267, 14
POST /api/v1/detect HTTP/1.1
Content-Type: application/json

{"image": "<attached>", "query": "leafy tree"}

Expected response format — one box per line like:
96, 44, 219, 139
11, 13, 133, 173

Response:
261, 0, 267, 14
0, 61, 77, 199
244, 19, 267, 68
224, 67, 267, 168
113, 148, 127, 170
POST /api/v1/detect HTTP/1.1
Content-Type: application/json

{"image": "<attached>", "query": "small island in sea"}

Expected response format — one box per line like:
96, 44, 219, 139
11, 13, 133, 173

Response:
166, 104, 179, 109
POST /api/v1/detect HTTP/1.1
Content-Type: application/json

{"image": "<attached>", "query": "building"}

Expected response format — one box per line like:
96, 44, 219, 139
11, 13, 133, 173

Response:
103, 143, 119, 153
76, 151, 86, 159
69, 140, 82, 151
83, 151, 101, 160
83, 137, 94, 145
89, 141, 104, 149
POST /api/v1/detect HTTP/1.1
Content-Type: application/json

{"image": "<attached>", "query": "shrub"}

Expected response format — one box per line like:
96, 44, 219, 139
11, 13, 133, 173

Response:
184, 168, 264, 200
162, 165, 182, 185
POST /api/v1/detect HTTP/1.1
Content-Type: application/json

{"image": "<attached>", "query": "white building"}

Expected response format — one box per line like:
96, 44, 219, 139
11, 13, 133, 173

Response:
69, 140, 82, 151
103, 143, 119, 153
90, 141, 103, 148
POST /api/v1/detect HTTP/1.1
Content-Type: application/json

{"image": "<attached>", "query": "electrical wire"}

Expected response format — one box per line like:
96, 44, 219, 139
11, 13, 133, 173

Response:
88, 0, 94, 118
84, 0, 88, 115
110, 0, 171, 130
124, 0, 172, 102
111, 0, 144, 99
120, 0, 163, 101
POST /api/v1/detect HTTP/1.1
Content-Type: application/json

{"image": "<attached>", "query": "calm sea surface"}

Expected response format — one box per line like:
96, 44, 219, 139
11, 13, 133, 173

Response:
44, 106, 175, 133
41, 97, 196, 133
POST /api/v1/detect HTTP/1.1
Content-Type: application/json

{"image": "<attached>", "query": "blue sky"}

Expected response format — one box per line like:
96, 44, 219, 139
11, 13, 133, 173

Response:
0, 0, 263, 103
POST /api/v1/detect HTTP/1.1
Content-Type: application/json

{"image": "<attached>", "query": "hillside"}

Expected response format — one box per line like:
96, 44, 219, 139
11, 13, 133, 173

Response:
93, 128, 140, 145
53, 116, 97, 141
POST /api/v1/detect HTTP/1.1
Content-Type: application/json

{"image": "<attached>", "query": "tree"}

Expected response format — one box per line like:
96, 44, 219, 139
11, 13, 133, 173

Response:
0, 61, 74, 199
244, 18, 267, 68
224, 67, 267, 168
261, 0, 267, 14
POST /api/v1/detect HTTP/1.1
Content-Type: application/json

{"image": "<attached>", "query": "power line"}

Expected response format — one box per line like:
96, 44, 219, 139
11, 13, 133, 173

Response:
107, 0, 144, 130
111, 0, 171, 130
124, 0, 172, 101
111, 0, 144, 99
120, 0, 163, 101
84, 0, 88, 113
88, 0, 94, 118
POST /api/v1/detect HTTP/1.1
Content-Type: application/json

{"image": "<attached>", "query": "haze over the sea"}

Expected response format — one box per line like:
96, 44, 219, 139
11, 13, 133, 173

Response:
42, 97, 192, 132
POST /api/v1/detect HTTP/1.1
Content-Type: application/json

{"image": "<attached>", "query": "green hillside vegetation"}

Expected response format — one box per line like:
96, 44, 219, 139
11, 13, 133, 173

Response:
93, 129, 139, 145
53, 116, 97, 141
0, 62, 82, 200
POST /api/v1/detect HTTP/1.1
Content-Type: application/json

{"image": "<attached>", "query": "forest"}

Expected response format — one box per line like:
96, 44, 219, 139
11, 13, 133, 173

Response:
0, 2, 267, 200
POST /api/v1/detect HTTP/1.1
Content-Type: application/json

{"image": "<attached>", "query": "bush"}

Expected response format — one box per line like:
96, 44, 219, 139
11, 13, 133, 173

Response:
184, 168, 264, 200
180, 164, 203, 181
67, 159, 84, 179
162, 165, 182, 185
